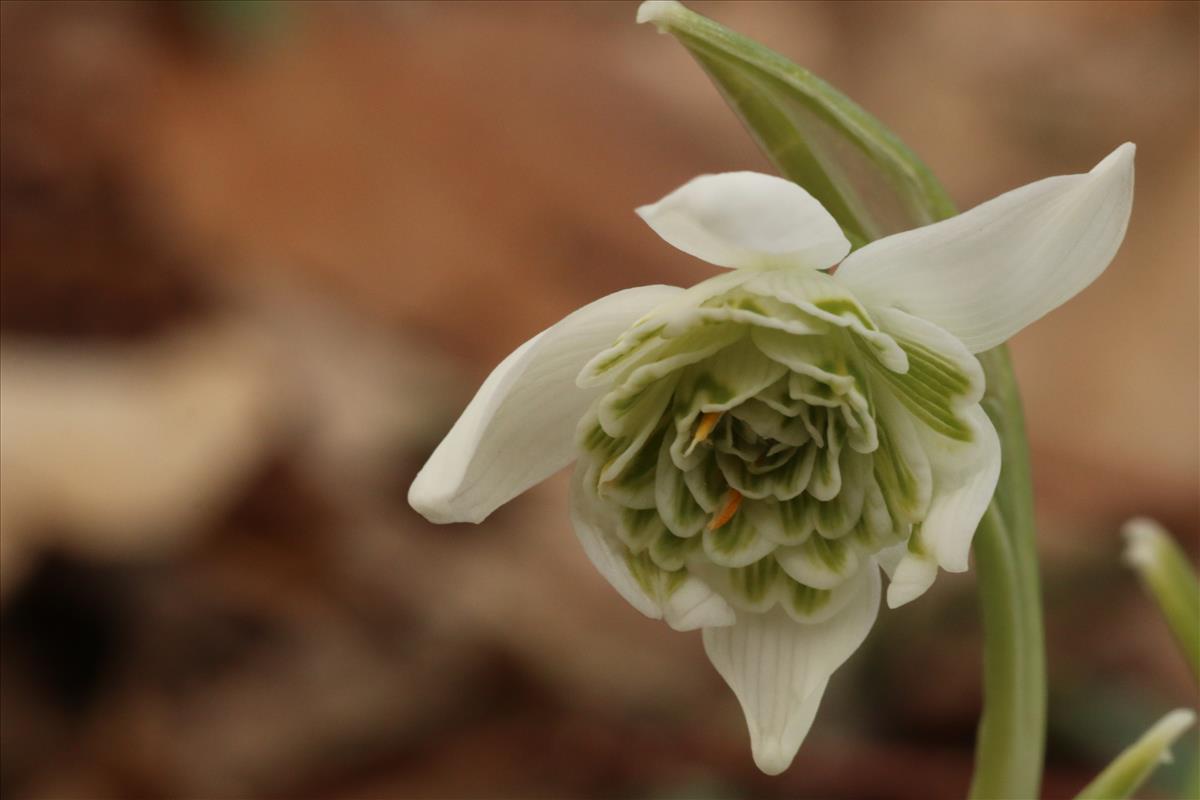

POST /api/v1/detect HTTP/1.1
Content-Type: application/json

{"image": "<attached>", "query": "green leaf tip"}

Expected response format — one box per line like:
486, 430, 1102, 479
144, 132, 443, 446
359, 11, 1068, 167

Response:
632, 0, 955, 248
1074, 708, 1197, 800
636, 0, 686, 29
1122, 517, 1200, 678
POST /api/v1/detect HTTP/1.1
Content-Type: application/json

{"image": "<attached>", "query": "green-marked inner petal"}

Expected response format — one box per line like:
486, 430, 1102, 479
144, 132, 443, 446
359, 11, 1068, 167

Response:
572, 260, 984, 627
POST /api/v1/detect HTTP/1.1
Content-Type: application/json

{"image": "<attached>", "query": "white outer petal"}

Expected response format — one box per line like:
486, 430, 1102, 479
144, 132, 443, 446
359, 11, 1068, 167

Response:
702, 562, 881, 775
636, 172, 851, 271
408, 285, 681, 524
569, 468, 736, 630
835, 143, 1135, 352
917, 404, 1001, 574
886, 404, 1001, 609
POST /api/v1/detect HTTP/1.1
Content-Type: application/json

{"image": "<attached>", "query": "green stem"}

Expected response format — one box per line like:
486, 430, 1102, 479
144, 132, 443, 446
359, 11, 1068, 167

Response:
968, 348, 1047, 800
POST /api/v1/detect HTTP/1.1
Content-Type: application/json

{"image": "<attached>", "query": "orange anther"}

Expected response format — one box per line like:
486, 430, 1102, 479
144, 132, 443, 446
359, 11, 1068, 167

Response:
708, 489, 744, 531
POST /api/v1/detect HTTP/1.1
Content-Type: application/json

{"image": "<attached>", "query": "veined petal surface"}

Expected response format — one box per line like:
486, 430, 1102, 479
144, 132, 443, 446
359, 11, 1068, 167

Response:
636, 172, 851, 271
835, 143, 1135, 352
702, 563, 881, 774
409, 285, 681, 524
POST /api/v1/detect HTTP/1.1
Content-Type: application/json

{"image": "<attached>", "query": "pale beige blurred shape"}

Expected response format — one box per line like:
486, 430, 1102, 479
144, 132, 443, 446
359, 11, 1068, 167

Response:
0, 324, 279, 596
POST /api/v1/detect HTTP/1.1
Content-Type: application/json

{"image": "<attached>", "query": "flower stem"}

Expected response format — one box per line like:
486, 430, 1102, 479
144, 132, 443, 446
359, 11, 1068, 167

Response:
968, 347, 1047, 800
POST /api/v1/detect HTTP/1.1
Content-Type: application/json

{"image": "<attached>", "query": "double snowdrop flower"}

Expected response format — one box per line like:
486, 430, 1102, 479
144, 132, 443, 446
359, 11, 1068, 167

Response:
409, 143, 1134, 774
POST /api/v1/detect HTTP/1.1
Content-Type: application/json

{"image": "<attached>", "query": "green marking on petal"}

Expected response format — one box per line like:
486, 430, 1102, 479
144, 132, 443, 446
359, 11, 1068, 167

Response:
581, 323, 667, 385
852, 473, 904, 554
855, 315, 983, 444
808, 414, 843, 501
813, 298, 876, 330
581, 422, 612, 454
655, 434, 708, 537
810, 534, 848, 570
776, 530, 861, 590
787, 580, 832, 616
683, 451, 726, 512
902, 339, 972, 394
650, 526, 703, 571
703, 508, 774, 568
598, 369, 679, 439
729, 556, 782, 607
600, 426, 667, 509
778, 495, 814, 541
870, 399, 932, 524
618, 507, 667, 552
907, 522, 927, 556
624, 549, 689, 600
729, 296, 768, 315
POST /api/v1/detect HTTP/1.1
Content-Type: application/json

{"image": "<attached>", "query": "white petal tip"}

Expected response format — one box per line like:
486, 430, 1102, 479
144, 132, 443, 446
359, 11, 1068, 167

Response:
885, 555, 938, 608
1149, 709, 1197, 766
1094, 142, 1136, 174
1160, 708, 1197, 735
939, 554, 971, 574
885, 584, 919, 609
1121, 516, 1166, 569
407, 473, 479, 525
751, 741, 795, 776
637, 0, 684, 27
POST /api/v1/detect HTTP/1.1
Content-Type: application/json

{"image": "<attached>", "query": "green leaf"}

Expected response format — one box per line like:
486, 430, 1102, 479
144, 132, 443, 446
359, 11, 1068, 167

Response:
1123, 518, 1200, 678
637, 0, 955, 249
1074, 709, 1197, 800
640, 3, 1046, 797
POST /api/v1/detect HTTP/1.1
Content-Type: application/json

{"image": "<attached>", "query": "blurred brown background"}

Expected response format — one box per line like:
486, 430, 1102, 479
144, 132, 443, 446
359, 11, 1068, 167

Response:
0, 2, 1196, 799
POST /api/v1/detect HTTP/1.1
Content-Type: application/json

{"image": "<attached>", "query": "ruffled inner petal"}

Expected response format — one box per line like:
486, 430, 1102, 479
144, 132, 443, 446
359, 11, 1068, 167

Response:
571, 260, 989, 635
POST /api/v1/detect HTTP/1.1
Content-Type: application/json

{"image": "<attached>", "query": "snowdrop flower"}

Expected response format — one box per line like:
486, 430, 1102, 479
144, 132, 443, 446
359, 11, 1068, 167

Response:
409, 144, 1134, 774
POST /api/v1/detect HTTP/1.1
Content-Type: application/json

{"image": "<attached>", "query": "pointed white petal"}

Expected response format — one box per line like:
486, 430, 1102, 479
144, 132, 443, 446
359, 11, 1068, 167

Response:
702, 562, 881, 774
637, 172, 851, 270
570, 468, 736, 630
835, 143, 1135, 352
409, 285, 680, 524
916, 404, 1001, 574
885, 549, 939, 609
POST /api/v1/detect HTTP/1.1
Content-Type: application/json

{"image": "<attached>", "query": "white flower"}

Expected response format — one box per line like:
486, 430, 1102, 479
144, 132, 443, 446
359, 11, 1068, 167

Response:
408, 144, 1135, 774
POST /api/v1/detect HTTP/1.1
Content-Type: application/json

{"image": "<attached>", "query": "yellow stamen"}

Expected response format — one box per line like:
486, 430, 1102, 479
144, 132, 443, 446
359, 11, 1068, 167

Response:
708, 489, 743, 531
690, 412, 722, 447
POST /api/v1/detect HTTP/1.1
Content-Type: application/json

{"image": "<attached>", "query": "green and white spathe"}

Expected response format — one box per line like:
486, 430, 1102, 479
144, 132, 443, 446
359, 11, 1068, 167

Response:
409, 144, 1134, 775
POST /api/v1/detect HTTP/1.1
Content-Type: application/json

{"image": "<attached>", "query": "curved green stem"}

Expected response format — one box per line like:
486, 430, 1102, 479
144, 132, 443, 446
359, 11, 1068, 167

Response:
969, 348, 1047, 800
